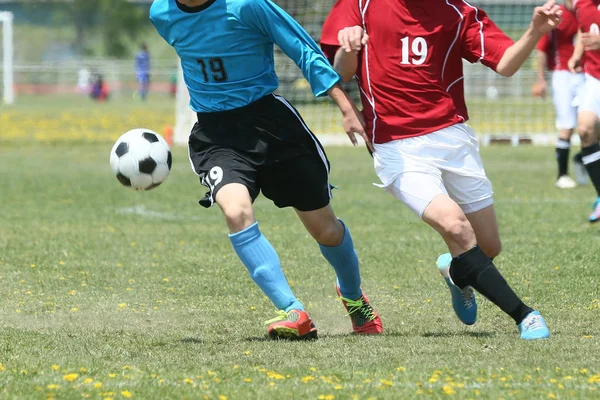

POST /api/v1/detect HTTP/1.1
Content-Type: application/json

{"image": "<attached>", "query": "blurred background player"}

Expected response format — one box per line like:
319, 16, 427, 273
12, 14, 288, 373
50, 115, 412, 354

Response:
321, 0, 561, 339
532, 1, 586, 189
135, 43, 151, 101
569, 0, 600, 222
150, 0, 382, 340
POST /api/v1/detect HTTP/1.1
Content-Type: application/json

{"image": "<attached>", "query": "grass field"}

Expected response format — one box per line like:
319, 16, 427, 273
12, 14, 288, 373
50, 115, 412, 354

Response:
1, 134, 600, 399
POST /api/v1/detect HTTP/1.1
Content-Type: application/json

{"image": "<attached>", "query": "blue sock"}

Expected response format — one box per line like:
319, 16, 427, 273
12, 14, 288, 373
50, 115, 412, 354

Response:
319, 220, 362, 300
229, 222, 303, 312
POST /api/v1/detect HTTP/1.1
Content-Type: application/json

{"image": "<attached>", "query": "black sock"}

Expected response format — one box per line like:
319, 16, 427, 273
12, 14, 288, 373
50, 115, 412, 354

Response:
555, 139, 570, 177
582, 144, 600, 197
449, 246, 533, 324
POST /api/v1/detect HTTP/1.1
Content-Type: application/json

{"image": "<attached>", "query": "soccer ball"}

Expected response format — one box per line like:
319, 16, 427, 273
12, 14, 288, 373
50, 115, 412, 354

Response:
110, 129, 172, 190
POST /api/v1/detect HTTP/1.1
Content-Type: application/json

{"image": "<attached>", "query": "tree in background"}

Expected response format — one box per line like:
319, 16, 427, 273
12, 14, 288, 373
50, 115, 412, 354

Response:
70, 0, 148, 58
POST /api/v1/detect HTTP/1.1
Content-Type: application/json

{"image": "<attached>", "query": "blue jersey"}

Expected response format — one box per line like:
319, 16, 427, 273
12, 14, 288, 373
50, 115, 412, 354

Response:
150, 0, 340, 113
135, 51, 151, 77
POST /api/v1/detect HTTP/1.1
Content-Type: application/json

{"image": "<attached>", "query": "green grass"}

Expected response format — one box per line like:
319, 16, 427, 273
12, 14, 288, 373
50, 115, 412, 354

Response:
1, 142, 600, 399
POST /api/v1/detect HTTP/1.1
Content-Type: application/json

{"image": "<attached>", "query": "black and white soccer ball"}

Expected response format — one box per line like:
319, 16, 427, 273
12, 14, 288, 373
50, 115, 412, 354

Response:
110, 129, 172, 190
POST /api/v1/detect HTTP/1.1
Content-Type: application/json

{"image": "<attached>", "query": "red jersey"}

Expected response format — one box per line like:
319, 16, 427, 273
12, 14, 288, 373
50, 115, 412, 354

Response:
536, 5, 579, 71
574, 0, 600, 79
320, 0, 514, 143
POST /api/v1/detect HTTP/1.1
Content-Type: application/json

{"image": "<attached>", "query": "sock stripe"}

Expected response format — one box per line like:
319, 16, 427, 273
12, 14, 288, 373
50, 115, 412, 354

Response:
555, 140, 571, 150
582, 151, 600, 165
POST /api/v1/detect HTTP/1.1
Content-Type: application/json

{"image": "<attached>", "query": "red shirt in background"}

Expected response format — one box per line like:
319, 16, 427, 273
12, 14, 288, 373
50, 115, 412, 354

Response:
536, 5, 580, 71
573, 0, 600, 79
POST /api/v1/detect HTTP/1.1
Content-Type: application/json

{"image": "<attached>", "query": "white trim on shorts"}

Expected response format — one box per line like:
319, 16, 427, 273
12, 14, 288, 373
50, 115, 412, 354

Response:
272, 94, 332, 199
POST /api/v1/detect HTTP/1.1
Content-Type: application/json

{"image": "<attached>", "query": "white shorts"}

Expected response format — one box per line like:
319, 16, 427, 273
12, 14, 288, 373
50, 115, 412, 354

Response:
552, 70, 585, 130
579, 74, 600, 118
373, 123, 493, 218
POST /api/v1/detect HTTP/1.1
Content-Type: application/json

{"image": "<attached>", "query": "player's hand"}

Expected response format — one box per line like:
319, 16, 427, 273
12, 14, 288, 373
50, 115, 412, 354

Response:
531, 0, 563, 36
532, 79, 547, 98
343, 106, 373, 153
568, 55, 583, 73
582, 32, 600, 51
338, 26, 369, 53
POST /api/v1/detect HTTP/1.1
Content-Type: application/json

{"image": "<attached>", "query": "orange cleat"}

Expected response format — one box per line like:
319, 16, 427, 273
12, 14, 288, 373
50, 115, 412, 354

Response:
266, 310, 318, 340
336, 285, 383, 335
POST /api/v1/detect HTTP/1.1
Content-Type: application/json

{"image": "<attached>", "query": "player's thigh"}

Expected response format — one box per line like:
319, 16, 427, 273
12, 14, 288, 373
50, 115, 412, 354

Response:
259, 152, 332, 212
373, 139, 447, 217
437, 125, 494, 215
465, 205, 501, 259
188, 126, 260, 209
552, 71, 578, 130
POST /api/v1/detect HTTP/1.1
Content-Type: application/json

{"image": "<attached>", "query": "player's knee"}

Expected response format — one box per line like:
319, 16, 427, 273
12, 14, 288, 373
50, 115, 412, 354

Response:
480, 240, 502, 259
311, 221, 344, 247
439, 216, 475, 249
221, 202, 254, 232
578, 122, 596, 146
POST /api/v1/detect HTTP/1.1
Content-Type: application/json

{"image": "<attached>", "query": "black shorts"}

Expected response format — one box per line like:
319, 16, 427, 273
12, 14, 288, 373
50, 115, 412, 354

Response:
188, 94, 332, 211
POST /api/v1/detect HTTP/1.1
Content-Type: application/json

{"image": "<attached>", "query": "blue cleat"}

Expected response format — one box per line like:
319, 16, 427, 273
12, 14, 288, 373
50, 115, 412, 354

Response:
518, 311, 550, 340
589, 198, 600, 223
437, 253, 477, 325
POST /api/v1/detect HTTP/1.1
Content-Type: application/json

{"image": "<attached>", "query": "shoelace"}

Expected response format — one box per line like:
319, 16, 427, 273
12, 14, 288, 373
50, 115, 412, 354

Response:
523, 315, 544, 331
264, 310, 289, 325
341, 297, 377, 321
460, 287, 475, 309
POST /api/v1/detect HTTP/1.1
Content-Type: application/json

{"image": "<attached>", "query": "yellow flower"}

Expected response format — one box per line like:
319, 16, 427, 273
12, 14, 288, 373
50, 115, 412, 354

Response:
70, 308, 78, 313
219, 396, 227, 400
380, 379, 393, 387
80, 367, 88, 373
266, 371, 285, 380
318, 395, 334, 400
334, 385, 343, 390
548, 393, 557, 399
108, 373, 116, 378
301, 376, 315, 383
121, 391, 132, 398
183, 378, 193, 384
47, 384, 60, 390
68, 290, 77, 296
396, 366, 406, 372
0, 364, 4, 372
244, 378, 252, 382
51, 365, 60, 371
83, 378, 93, 384
63, 373, 79, 382
442, 385, 456, 395
94, 382, 103, 388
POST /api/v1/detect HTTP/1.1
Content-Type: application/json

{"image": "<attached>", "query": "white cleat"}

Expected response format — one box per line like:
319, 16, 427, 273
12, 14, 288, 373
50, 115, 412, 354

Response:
555, 175, 577, 189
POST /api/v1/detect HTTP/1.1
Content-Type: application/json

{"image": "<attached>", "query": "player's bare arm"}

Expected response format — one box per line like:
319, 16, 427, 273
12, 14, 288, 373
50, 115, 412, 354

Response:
569, 30, 584, 73
582, 32, 600, 51
328, 83, 372, 152
533, 50, 548, 98
333, 26, 368, 82
495, 0, 562, 77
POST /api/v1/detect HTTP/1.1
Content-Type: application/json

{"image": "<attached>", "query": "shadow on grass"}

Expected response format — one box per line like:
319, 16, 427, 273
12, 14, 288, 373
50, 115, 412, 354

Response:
243, 331, 418, 342
180, 337, 204, 344
421, 331, 497, 338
